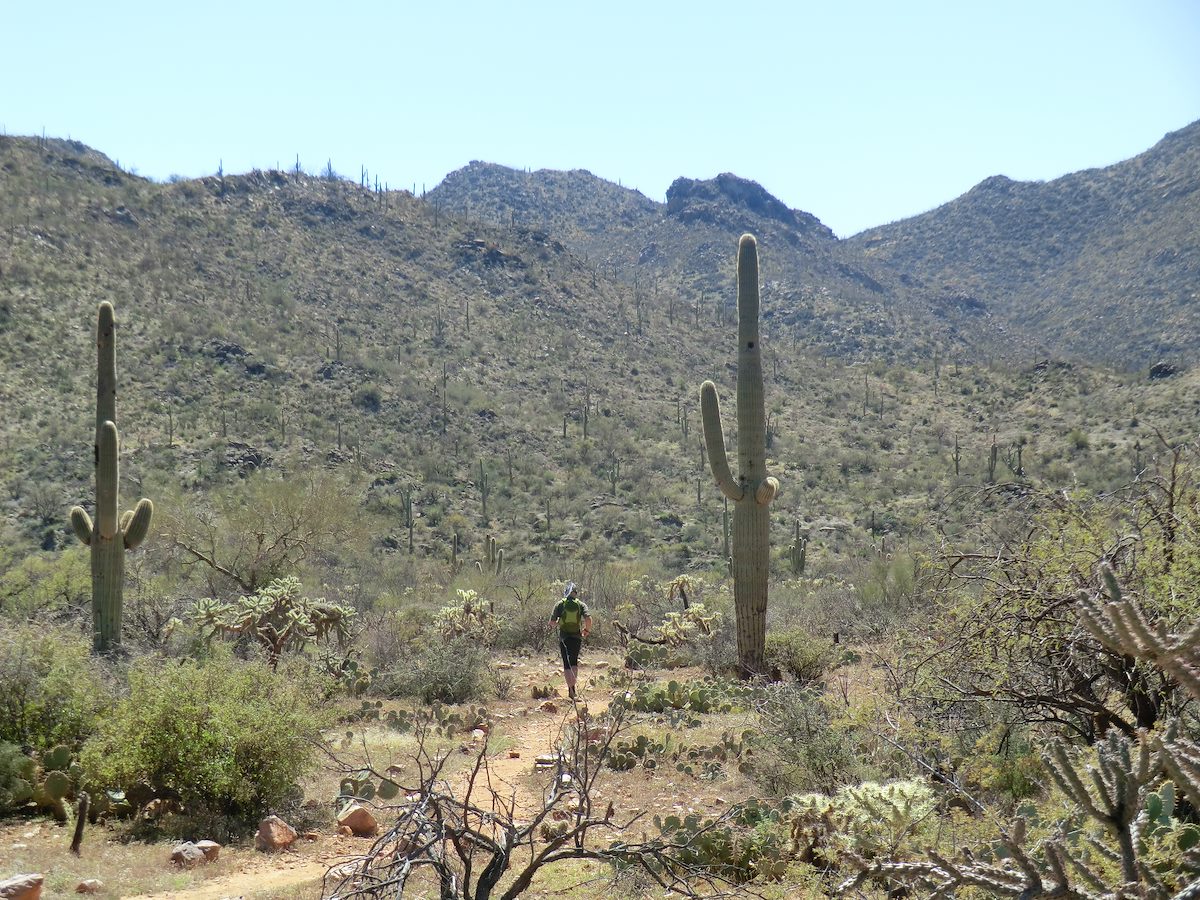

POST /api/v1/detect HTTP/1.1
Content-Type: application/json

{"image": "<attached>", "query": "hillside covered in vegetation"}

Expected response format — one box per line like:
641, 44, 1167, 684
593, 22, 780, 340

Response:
2, 127, 1199, 898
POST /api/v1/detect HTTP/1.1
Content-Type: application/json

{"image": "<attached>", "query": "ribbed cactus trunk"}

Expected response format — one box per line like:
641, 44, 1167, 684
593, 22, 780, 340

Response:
91, 420, 124, 651
701, 235, 779, 675
69, 302, 153, 654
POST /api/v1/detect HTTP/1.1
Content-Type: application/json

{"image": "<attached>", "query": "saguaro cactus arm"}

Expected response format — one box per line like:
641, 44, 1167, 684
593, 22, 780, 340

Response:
70, 507, 93, 545
700, 381, 743, 502
124, 498, 154, 550
755, 477, 779, 506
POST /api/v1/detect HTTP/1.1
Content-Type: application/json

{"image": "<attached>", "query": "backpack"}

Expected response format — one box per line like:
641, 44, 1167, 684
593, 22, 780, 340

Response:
559, 597, 583, 635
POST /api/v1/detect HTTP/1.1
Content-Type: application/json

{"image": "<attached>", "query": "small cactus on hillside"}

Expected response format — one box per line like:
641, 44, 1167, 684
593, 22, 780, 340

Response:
69, 301, 153, 653
700, 235, 779, 674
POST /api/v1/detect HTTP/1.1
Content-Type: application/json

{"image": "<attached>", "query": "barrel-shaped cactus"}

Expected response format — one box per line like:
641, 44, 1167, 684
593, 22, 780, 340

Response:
69, 302, 153, 653
701, 235, 779, 674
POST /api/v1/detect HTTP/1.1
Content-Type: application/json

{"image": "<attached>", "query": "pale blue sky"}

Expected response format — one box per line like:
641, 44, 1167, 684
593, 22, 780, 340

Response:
3, 0, 1198, 236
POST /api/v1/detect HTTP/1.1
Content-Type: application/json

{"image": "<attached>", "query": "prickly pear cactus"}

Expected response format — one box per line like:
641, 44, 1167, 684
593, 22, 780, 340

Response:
701, 235, 779, 674
69, 302, 154, 653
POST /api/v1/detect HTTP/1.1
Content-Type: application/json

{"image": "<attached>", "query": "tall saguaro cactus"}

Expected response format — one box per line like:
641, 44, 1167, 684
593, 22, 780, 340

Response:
69, 301, 153, 653
701, 234, 779, 674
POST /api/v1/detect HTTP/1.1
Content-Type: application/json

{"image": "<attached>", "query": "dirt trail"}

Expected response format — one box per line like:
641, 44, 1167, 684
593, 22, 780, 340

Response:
123, 657, 614, 899
0, 659, 617, 898
124, 846, 333, 900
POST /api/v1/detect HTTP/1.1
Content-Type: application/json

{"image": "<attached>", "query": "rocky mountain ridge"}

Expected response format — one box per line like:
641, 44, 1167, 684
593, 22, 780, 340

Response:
432, 119, 1200, 368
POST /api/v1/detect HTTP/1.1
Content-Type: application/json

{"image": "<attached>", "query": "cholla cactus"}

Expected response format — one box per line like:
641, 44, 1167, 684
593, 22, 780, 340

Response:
1077, 565, 1200, 699
69, 301, 153, 653
792, 780, 937, 862
191, 576, 355, 666
658, 605, 719, 647
435, 588, 497, 641
845, 566, 1200, 897
700, 235, 780, 674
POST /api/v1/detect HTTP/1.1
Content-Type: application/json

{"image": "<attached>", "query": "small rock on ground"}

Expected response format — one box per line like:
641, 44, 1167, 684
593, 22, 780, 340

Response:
338, 801, 379, 837
255, 815, 298, 852
170, 842, 206, 868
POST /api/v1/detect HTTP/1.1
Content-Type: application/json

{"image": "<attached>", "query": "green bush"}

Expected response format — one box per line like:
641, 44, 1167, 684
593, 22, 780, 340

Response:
754, 684, 862, 794
765, 627, 836, 684
80, 651, 331, 819
0, 546, 90, 621
381, 636, 489, 704
695, 617, 740, 676
0, 741, 35, 811
0, 622, 112, 752
492, 597, 550, 653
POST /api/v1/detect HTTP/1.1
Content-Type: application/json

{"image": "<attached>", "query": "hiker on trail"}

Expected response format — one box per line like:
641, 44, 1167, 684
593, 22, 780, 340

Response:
549, 581, 592, 700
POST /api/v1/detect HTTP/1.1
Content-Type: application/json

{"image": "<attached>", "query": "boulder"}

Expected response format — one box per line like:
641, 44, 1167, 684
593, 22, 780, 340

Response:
74, 881, 103, 895
1149, 361, 1180, 380
195, 839, 222, 862
254, 815, 298, 852
0, 875, 43, 900
338, 802, 379, 837
170, 842, 206, 868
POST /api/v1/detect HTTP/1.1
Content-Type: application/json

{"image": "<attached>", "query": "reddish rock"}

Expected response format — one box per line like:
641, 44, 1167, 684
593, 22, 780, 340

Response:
254, 814, 298, 852
74, 881, 103, 895
337, 825, 354, 837
195, 839, 221, 862
539, 700, 559, 714
0, 875, 43, 900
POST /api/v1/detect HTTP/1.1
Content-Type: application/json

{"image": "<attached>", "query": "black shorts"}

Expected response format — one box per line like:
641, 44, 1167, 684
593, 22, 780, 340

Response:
558, 633, 582, 669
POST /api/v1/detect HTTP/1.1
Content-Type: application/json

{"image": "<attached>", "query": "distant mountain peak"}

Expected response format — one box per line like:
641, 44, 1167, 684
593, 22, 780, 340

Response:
665, 173, 833, 239
972, 174, 1017, 194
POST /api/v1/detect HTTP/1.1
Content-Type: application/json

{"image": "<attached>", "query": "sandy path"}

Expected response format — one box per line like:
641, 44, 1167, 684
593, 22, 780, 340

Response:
110, 658, 612, 899
124, 849, 332, 900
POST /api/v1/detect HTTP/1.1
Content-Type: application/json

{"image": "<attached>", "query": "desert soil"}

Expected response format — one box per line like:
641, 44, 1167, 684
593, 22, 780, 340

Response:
2, 655, 626, 900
